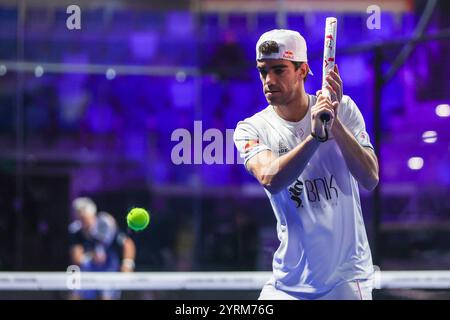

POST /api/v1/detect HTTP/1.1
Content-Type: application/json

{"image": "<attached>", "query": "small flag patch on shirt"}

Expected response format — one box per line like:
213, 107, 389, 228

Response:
244, 139, 259, 152
356, 131, 370, 146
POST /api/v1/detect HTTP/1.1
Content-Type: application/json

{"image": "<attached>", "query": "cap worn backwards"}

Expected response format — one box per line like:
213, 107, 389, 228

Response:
256, 29, 314, 75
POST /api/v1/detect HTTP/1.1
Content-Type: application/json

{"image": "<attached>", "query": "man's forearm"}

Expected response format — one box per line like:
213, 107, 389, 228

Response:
121, 238, 136, 271
331, 119, 379, 190
259, 135, 320, 193
122, 238, 136, 261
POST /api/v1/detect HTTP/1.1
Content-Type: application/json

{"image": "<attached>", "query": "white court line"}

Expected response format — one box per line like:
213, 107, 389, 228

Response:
1, 271, 450, 290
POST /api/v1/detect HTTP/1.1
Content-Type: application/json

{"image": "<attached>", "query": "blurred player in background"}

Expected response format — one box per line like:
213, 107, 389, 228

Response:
234, 29, 379, 300
68, 197, 136, 300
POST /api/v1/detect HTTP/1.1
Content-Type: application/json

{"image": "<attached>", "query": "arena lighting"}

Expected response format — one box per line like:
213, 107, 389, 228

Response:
0, 65, 7, 76
422, 130, 437, 143
435, 104, 450, 117
34, 65, 44, 78
106, 68, 116, 80
0, 60, 201, 77
176, 71, 187, 82
408, 157, 424, 170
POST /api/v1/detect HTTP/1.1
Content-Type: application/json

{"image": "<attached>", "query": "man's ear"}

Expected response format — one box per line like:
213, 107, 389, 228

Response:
299, 63, 308, 80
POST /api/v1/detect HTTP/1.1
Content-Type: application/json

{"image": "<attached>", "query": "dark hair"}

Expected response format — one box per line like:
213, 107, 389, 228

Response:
292, 61, 303, 70
258, 40, 279, 55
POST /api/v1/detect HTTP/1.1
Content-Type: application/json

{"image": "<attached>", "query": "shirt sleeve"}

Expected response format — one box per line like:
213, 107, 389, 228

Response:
68, 221, 83, 247
233, 120, 271, 169
338, 96, 374, 150
115, 232, 127, 247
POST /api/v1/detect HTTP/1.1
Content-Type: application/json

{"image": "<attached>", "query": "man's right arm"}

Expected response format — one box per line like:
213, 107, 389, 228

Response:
243, 96, 335, 194
236, 97, 335, 193
121, 237, 136, 272
247, 135, 320, 194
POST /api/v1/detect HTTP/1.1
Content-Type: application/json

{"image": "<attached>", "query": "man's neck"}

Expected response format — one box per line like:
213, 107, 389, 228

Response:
273, 91, 309, 122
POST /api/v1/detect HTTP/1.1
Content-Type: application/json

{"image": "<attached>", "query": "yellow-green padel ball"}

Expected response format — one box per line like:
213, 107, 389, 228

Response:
127, 208, 150, 231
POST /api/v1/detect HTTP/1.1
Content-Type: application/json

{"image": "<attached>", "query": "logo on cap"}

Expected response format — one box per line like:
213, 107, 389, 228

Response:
282, 50, 294, 59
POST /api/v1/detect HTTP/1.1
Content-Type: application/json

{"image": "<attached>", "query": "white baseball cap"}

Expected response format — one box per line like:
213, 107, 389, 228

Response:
256, 29, 314, 75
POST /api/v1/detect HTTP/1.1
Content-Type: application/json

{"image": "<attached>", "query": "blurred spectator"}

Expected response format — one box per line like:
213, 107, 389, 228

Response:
68, 197, 136, 300
174, 213, 195, 271
204, 31, 250, 81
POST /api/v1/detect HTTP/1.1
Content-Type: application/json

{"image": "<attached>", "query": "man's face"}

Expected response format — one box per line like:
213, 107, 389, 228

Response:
257, 59, 304, 106
77, 210, 96, 232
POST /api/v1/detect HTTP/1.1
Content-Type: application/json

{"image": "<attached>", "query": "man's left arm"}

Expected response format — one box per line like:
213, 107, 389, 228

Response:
331, 119, 379, 191
325, 65, 379, 191
120, 236, 136, 272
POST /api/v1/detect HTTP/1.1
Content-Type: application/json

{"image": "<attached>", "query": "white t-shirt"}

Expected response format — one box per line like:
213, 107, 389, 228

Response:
234, 94, 374, 298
